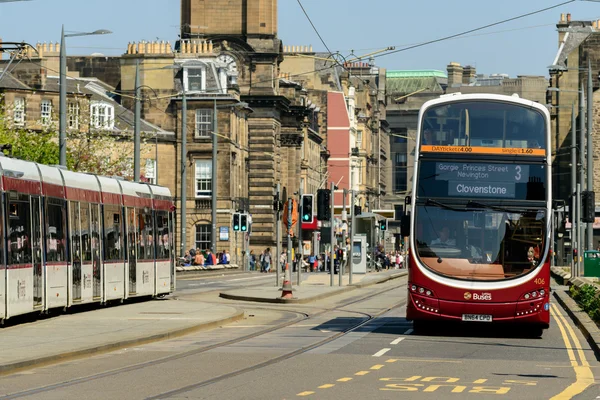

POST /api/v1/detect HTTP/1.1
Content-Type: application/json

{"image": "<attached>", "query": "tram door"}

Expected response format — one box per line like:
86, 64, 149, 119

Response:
70, 202, 82, 302
127, 208, 137, 295
31, 196, 43, 308
91, 204, 101, 300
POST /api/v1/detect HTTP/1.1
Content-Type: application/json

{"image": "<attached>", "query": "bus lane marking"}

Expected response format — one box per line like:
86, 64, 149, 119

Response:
371, 364, 385, 370
318, 384, 335, 389
549, 304, 595, 399
373, 348, 391, 357
404, 329, 414, 335
378, 376, 525, 394
390, 337, 405, 345
296, 391, 314, 396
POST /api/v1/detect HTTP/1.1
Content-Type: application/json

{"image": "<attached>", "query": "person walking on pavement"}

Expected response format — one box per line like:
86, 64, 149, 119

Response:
249, 250, 256, 271
280, 251, 287, 272
261, 248, 272, 273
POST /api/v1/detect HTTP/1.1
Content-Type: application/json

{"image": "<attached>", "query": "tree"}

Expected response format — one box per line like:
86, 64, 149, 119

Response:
0, 94, 148, 179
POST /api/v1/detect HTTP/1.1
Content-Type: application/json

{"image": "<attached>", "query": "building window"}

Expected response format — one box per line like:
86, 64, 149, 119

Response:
184, 67, 205, 92
40, 99, 52, 126
195, 224, 211, 250
394, 153, 408, 193
195, 109, 213, 138
13, 97, 25, 126
90, 102, 114, 130
195, 160, 212, 197
357, 160, 363, 184
145, 159, 156, 185
356, 130, 363, 148
68, 102, 80, 130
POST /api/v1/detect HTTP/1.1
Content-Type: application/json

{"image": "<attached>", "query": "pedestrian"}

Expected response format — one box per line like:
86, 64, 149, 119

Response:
189, 248, 196, 259
183, 251, 192, 266
261, 248, 272, 273
194, 251, 204, 267
309, 254, 316, 272
280, 251, 287, 272
399, 252, 404, 268
224, 250, 230, 264
249, 250, 256, 271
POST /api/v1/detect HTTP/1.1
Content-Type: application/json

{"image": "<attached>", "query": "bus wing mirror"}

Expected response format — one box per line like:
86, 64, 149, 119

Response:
401, 213, 410, 237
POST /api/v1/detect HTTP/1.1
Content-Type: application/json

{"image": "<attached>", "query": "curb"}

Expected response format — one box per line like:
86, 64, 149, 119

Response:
552, 290, 600, 359
219, 270, 408, 304
0, 308, 245, 376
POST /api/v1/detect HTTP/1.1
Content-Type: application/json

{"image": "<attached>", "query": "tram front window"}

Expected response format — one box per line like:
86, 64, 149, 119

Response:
415, 205, 546, 280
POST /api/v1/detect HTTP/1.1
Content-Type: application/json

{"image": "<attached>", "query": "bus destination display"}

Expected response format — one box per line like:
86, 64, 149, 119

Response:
436, 162, 530, 199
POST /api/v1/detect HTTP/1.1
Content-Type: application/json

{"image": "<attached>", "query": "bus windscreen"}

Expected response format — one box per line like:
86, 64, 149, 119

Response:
421, 101, 546, 151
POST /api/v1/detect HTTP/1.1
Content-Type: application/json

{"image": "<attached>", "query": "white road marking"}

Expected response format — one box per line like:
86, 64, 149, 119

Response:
390, 337, 405, 345
229, 276, 274, 282
404, 328, 414, 335
373, 348, 391, 357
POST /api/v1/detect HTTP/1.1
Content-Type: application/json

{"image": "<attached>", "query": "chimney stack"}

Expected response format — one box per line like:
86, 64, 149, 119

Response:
462, 65, 476, 84
447, 62, 463, 87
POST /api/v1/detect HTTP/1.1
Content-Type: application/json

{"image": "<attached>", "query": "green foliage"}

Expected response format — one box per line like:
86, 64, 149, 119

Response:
570, 284, 600, 322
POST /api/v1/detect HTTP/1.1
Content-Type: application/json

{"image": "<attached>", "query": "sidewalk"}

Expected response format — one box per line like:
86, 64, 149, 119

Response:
219, 269, 407, 304
0, 298, 243, 375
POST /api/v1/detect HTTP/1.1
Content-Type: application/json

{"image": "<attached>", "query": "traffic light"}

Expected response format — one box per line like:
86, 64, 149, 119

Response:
301, 194, 314, 223
232, 213, 240, 231
582, 191, 596, 223
240, 213, 248, 232
354, 205, 362, 216
316, 189, 331, 221
380, 219, 387, 231
273, 193, 282, 212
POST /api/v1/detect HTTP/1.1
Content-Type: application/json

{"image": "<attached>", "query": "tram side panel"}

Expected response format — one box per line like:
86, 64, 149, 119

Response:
44, 198, 69, 310
102, 204, 126, 301
133, 208, 155, 297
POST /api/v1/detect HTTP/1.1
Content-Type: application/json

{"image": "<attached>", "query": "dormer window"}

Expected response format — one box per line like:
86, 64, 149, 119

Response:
184, 66, 206, 92
90, 101, 114, 130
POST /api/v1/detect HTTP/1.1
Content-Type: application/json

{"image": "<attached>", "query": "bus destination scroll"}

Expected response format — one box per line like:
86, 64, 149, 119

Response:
436, 162, 530, 199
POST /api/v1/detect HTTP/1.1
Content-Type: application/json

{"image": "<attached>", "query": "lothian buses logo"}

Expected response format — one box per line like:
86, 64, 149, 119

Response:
465, 292, 492, 301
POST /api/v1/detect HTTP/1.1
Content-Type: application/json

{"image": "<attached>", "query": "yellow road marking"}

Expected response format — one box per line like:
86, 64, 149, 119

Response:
297, 391, 314, 396
337, 378, 353, 382
371, 364, 385, 370
386, 359, 398, 363
355, 371, 370, 376
386, 358, 462, 363
550, 303, 595, 399
552, 304, 590, 367
473, 379, 487, 384
318, 384, 335, 389
550, 306, 577, 367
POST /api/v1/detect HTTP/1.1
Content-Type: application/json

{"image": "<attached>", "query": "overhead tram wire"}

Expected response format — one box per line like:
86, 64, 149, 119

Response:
371, 0, 577, 60
19, 0, 578, 103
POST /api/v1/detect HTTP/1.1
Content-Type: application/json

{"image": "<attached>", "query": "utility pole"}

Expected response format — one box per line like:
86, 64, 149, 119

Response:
340, 189, 345, 287
133, 59, 141, 182
276, 183, 281, 286
180, 91, 187, 257
297, 178, 304, 286
330, 182, 335, 287
349, 189, 355, 285
342, 189, 347, 277
211, 99, 218, 254
579, 83, 586, 251
587, 60, 595, 251
577, 182, 582, 277
59, 25, 67, 167
571, 103, 577, 276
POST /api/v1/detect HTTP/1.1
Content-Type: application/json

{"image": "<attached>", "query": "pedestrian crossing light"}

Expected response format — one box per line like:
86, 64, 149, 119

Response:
240, 213, 248, 232
301, 194, 314, 223
232, 213, 240, 231
380, 220, 387, 231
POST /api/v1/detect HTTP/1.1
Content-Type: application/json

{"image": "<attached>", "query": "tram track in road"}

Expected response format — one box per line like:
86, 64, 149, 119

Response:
0, 278, 407, 400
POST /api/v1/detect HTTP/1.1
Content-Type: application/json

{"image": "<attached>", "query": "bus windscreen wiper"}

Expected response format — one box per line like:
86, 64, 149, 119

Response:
425, 198, 463, 211
466, 200, 529, 214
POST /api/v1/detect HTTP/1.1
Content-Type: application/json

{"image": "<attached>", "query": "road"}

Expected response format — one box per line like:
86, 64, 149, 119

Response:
0, 275, 597, 400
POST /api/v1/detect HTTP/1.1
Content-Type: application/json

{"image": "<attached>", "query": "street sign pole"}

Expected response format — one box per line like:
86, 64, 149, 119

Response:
349, 189, 355, 285
286, 198, 293, 289
276, 184, 281, 286
330, 182, 335, 287
298, 178, 304, 286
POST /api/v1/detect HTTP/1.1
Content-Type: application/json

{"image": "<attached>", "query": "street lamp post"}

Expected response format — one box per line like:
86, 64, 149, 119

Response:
587, 60, 594, 251
59, 26, 111, 166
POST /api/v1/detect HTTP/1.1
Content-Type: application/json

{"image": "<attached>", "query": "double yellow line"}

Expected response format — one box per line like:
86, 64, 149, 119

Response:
550, 303, 595, 399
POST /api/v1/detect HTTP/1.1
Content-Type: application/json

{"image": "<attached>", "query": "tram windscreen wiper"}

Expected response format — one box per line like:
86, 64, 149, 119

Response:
424, 198, 462, 211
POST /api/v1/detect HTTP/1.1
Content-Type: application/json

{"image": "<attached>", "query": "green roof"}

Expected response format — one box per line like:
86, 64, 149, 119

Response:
386, 76, 443, 96
386, 70, 447, 79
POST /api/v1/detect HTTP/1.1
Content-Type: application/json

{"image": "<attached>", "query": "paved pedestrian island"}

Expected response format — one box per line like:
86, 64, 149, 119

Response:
219, 270, 407, 304
0, 298, 242, 375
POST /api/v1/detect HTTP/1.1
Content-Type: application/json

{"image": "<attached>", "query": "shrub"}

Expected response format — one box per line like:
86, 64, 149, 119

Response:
569, 284, 600, 322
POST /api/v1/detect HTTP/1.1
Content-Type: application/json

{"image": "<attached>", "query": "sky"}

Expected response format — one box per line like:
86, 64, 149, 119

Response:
1, 0, 600, 77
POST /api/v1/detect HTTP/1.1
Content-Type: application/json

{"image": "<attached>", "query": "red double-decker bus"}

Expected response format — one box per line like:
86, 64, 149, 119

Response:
404, 93, 551, 337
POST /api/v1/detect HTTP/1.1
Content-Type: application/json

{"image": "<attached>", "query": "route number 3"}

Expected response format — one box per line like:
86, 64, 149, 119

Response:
515, 166, 522, 181
534, 278, 545, 285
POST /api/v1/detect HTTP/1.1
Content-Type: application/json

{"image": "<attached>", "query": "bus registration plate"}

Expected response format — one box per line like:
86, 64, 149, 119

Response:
462, 314, 492, 322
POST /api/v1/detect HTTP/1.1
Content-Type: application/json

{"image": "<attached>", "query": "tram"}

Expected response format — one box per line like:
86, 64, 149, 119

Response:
0, 156, 175, 323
